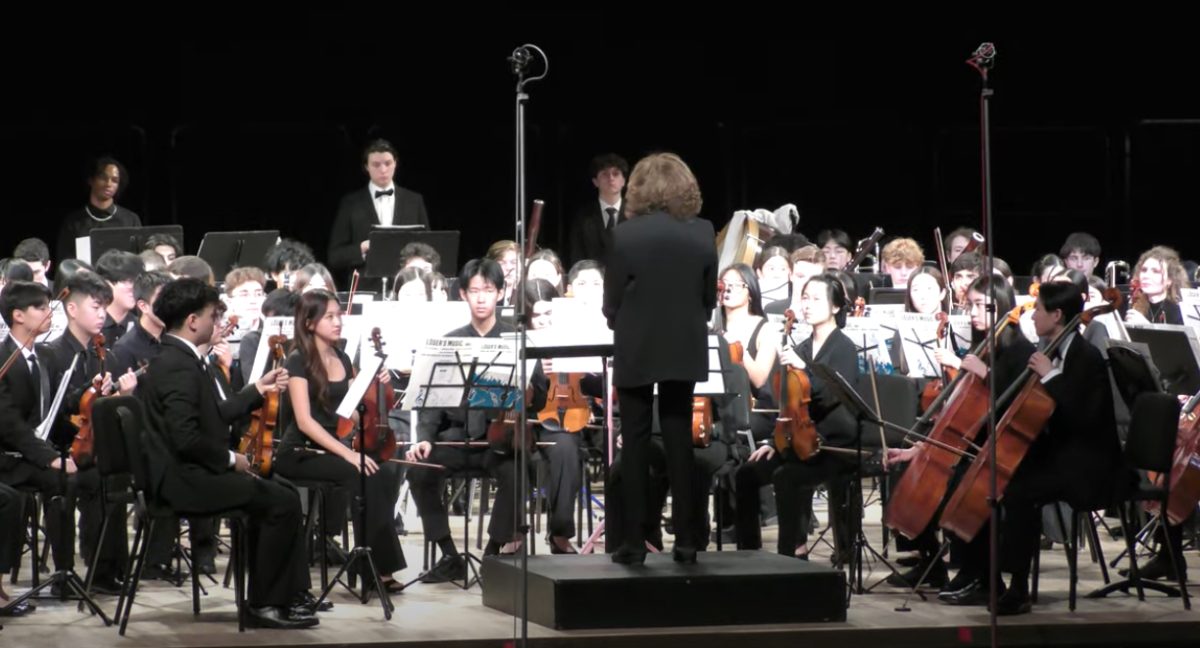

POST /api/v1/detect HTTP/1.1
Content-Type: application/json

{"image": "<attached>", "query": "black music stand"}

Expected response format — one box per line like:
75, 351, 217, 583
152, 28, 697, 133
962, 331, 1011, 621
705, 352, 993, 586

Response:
404, 350, 519, 590
1126, 324, 1200, 397
1106, 340, 1164, 411
196, 231, 280, 279
868, 287, 907, 306
365, 229, 459, 280
87, 225, 185, 262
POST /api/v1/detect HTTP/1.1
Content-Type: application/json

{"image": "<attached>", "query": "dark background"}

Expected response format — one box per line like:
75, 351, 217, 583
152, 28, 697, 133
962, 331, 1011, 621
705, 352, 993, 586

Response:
4, 15, 1198, 280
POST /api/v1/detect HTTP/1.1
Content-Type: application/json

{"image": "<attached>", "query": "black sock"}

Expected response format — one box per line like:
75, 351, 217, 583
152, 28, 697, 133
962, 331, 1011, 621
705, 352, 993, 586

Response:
437, 536, 458, 557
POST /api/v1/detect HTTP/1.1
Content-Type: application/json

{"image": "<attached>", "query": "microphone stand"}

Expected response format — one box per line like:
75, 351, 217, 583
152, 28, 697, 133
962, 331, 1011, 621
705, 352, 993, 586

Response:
967, 41, 999, 648
509, 42, 548, 648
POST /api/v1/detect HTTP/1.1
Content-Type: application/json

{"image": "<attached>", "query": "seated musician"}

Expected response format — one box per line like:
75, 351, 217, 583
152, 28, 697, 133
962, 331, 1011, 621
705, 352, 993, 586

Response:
13, 237, 53, 290
486, 241, 520, 307
143, 233, 182, 265
95, 250, 144, 347
886, 275, 1034, 599
112, 271, 173, 375
404, 259, 544, 581
527, 249, 567, 295
995, 281, 1125, 615
906, 267, 949, 316
398, 241, 442, 274
816, 229, 853, 271
1125, 245, 1189, 325
290, 263, 337, 295
717, 264, 779, 443
943, 227, 980, 265
272, 289, 407, 593
264, 239, 316, 292
881, 237, 925, 291
525, 279, 586, 553
0, 281, 79, 597
949, 252, 983, 312
566, 259, 605, 309
734, 272, 861, 560
755, 246, 793, 308
765, 245, 825, 318
1060, 232, 1102, 277
43, 272, 138, 596
166, 255, 216, 286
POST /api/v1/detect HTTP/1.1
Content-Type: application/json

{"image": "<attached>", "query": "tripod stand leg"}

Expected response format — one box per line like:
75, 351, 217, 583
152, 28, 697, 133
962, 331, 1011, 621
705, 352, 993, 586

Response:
894, 539, 948, 611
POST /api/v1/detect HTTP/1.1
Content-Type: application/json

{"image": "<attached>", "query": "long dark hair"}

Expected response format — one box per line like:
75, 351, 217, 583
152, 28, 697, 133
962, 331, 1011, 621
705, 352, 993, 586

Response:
904, 266, 947, 314
714, 263, 764, 334
802, 272, 851, 329
294, 289, 338, 410
966, 275, 1019, 349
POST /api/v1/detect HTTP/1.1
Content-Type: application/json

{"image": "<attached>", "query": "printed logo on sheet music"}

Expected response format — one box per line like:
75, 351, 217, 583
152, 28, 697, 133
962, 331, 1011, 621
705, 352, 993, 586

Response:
467, 376, 520, 409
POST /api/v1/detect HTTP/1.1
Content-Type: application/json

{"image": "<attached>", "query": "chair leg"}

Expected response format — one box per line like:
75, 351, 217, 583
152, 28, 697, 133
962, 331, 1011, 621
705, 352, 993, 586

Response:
1120, 503, 1146, 601
1087, 513, 1110, 584
115, 516, 145, 630
1159, 498, 1191, 611
234, 521, 246, 633
80, 500, 112, 609
1067, 509, 1079, 611
119, 518, 155, 636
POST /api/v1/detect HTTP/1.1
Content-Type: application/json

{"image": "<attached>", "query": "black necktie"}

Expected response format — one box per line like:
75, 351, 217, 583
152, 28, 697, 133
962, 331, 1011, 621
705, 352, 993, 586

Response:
375, 188, 394, 199
605, 207, 617, 231
28, 354, 46, 419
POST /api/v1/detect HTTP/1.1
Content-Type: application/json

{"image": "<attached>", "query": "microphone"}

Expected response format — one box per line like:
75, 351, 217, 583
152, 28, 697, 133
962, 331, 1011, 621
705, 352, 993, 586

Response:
508, 46, 533, 75
968, 42, 996, 70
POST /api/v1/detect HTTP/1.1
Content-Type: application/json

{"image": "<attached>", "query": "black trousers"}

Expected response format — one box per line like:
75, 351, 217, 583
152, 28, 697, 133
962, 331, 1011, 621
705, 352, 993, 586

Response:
240, 475, 311, 607
615, 381, 696, 551
407, 443, 517, 546
274, 450, 406, 575
0, 481, 22, 574
76, 466, 128, 581
1, 461, 75, 572
537, 429, 583, 538
146, 516, 216, 566
735, 451, 857, 555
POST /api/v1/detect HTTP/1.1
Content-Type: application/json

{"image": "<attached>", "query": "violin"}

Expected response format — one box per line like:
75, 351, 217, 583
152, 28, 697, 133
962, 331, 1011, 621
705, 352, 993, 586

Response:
772, 309, 819, 459
537, 371, 591, 433
208, 315, 240, 381
336, 328, 398, 461
239, 326, 287, 475
69, 334, 110, 466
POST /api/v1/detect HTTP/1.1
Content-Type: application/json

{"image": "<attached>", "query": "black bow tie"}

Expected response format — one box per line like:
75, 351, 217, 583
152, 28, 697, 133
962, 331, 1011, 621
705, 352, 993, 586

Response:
374, 188, 394, 199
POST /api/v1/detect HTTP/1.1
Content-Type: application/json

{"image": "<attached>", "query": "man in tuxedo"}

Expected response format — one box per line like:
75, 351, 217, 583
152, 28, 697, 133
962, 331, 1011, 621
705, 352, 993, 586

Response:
139, 278, 316, 628
328, 139, 430, 282
568, 153, 628, 267
996, 281, 1125, 615
0, 281, 77, 598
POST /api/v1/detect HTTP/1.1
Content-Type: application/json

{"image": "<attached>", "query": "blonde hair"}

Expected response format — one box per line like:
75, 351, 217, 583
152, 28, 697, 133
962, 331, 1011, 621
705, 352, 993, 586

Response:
790, 245, 826, 267
623, 152, 702, 219
881, 237, 924, 268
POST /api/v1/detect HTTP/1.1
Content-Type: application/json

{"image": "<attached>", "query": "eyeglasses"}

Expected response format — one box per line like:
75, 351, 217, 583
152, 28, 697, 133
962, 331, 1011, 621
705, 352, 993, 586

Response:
723, 281, 748, 291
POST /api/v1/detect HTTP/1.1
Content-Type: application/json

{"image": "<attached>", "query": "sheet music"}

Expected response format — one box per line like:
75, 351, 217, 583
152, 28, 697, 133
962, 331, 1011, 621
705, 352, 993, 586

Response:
843, 316, 895, 374
525, 298, 612, 373
693, 334, 727, 396
248, 317, 295, 383
1179, 288, 1200, 330
335, 351, 383, 419
340, 314, 366, 366
402, 337, 533, 411
75, 237, 92, 264
360, 301, 469, 372
36, 354, 79, 440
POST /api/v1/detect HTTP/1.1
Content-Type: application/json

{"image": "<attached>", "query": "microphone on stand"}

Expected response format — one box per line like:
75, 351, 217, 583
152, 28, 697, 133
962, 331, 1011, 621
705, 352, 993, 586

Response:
967, 42, 997, 71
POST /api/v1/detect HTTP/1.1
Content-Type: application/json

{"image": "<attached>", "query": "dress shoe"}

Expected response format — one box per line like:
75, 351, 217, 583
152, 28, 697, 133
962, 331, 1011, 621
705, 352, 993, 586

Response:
673, 546, 698, 564
939, 578, 1002, 606
420, 555, 467, 583
887, 561, 948, 589
90, 576, 125, 596
1119, 554, 1188, 582
292, 591, 334, 614
246, 605, 319, 629
611, 546, 647, 565
940, 569, 976, 595
549, 537, 578, 555
141, 562, 182, 583
0, 600, 36, 617
990, 586, 1032, 616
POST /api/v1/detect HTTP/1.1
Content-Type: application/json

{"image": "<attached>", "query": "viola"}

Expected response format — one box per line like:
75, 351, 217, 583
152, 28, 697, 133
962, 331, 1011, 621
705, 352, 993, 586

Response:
772, 309, 819, 459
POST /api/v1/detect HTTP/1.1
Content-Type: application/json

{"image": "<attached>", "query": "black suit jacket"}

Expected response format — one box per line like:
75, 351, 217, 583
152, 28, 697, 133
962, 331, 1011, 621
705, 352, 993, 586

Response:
795, 328, 861, 449
568, 200, 624, 266
1021, 333, 1124, 509
41, 331, 124, 449
604, 211, 717, 388
328, 185, 430, 277
138, 336, 263, 511
0, 337, 59, 470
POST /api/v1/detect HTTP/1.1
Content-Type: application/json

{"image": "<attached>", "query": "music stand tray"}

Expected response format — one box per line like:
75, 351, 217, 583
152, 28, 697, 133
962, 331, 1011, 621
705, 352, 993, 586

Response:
366, 230, 460, 279
197, 230, 280, 279
88, 225, 185, 262
1126, 324, 1200, 396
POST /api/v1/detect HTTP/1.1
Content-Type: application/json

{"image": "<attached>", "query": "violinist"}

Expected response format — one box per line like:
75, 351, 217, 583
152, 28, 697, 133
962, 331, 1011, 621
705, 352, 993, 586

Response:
1126, 246, 1189, 326
112, 271, 173, 376
525, 279, 584, 553
886, 276, 1033, 600
272, 289, 407, 593
264, 239, 316, 292
716, 264, 779, 397
994, 281, 1124, 615
734, 272, 860, 560
43, 272, 138, 595
94, 250, 144, 347
906, 267, 949, 316
0, 282, 77, 588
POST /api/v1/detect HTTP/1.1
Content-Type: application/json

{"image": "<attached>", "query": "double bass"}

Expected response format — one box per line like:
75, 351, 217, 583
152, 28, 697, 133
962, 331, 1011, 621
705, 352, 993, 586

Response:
772, 309, 819, 459
939, 291, 1120, 542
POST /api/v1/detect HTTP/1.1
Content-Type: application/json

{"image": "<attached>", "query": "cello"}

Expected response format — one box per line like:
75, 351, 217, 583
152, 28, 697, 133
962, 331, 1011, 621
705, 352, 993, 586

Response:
939, 291, 1120, 542
1145, 389, 1200, 525
772, 309, 820, 459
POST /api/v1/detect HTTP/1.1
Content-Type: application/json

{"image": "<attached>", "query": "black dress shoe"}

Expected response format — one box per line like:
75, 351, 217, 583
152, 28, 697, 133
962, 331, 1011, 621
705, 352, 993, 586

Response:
0, 600, 35, 617
420, 555, 467, 583
1119, 555, 1188, 582
895, 554, 922, 568
246, 605, 319, 629
940, 569, 976, 595
673, 547, 698, 564
610, 546, 647, 565
991, 587, 1032, 616
549, 537, 578, 555
939, 579, 1000, 606
90, 576, 125, 596
887, 562, 948, 589
292, 591, 334, 613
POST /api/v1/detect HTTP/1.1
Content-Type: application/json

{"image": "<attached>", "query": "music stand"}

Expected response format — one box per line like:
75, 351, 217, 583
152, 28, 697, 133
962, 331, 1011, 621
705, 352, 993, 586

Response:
85, 225, 185, 263
1105, 340, 1164, 411
405, 350, 519, 590
1126, 324, 1200, 396
196, 230, 280, 279
868, 287, 908, 306
365, 229, 460, 281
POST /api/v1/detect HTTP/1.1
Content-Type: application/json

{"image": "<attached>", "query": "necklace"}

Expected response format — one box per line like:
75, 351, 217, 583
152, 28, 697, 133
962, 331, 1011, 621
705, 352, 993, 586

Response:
85, 204, 116, 223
